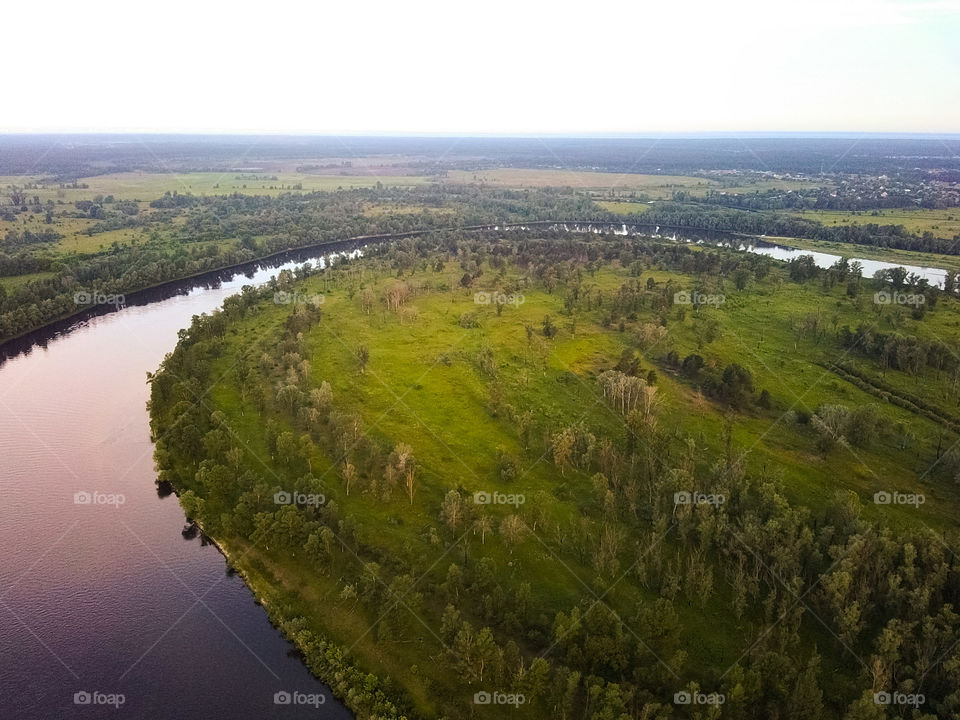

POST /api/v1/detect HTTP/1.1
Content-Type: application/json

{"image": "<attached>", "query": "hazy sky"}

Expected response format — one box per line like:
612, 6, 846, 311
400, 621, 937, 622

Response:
4, 0, 958, 134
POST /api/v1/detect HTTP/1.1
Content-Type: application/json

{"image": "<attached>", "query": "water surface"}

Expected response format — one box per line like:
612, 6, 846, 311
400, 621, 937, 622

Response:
0, 254, 355, 719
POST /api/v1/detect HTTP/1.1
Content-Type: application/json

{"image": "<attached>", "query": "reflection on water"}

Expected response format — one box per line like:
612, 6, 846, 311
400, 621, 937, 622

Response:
0, 250, 355, 719
738, 239, 947, 288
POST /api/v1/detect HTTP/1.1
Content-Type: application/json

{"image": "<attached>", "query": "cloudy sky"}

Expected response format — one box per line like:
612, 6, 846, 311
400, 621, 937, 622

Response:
3, 0, 958, 134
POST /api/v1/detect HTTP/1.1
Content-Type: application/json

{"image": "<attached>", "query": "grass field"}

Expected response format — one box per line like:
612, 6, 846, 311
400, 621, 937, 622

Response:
787, 207, 960, 237
202, 251, 960, 536
594, 200, 652, 214
1, 170, 431, 205
0, 211, 150, 254
443, 168, 716, 196
0, 271, 55, 290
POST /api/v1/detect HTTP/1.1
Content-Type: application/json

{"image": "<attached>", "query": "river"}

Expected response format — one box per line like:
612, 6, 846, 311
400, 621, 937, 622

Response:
0, 251, 356, 718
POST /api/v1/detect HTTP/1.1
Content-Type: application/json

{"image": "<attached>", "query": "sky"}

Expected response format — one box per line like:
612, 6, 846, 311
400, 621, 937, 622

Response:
3, 0, 958, 135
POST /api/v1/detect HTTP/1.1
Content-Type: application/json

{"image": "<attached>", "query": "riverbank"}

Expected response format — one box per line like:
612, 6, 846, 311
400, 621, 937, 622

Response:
759, 234, 960, 274
178, 516, 411, 720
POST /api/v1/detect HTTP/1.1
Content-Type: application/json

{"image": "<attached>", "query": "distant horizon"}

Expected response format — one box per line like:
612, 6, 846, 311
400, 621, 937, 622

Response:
2, 130, 959, 140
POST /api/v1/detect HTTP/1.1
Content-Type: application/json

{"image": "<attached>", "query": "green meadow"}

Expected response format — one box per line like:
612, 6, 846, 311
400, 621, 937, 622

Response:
151, 236, 960, 718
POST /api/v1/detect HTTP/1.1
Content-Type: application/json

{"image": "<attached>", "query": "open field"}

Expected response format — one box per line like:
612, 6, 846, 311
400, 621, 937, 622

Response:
0, 209, 149, 254
594, 200, 652, 214
787, 207, 960, 238
443, 168, 716, 196
2, 171, 431, 204
0, 271, 55, 290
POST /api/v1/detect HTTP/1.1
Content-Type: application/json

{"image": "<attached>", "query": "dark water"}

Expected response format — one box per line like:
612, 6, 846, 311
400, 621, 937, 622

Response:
0, 255, 354, 719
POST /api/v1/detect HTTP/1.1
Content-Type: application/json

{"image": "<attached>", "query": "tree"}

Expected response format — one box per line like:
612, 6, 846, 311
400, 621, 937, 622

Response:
440, 489, 464, 534
499, 515, 527, 552
788, 654, 823, 720
553, 428, 575, 476
360, 287, 376, 314
357, 345, 370, 374
681, 353, 704, 376
718, 363, 754, 407
442, 563, 464, 601
275, 431, 299, 467
341, 462, 357, 496
542, 315, 557, 338
276, 384, 301, 415
440, 604, 461, 642
474, 512, 493, 544
404, 465, 416, 504
473, 627, 500, 681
